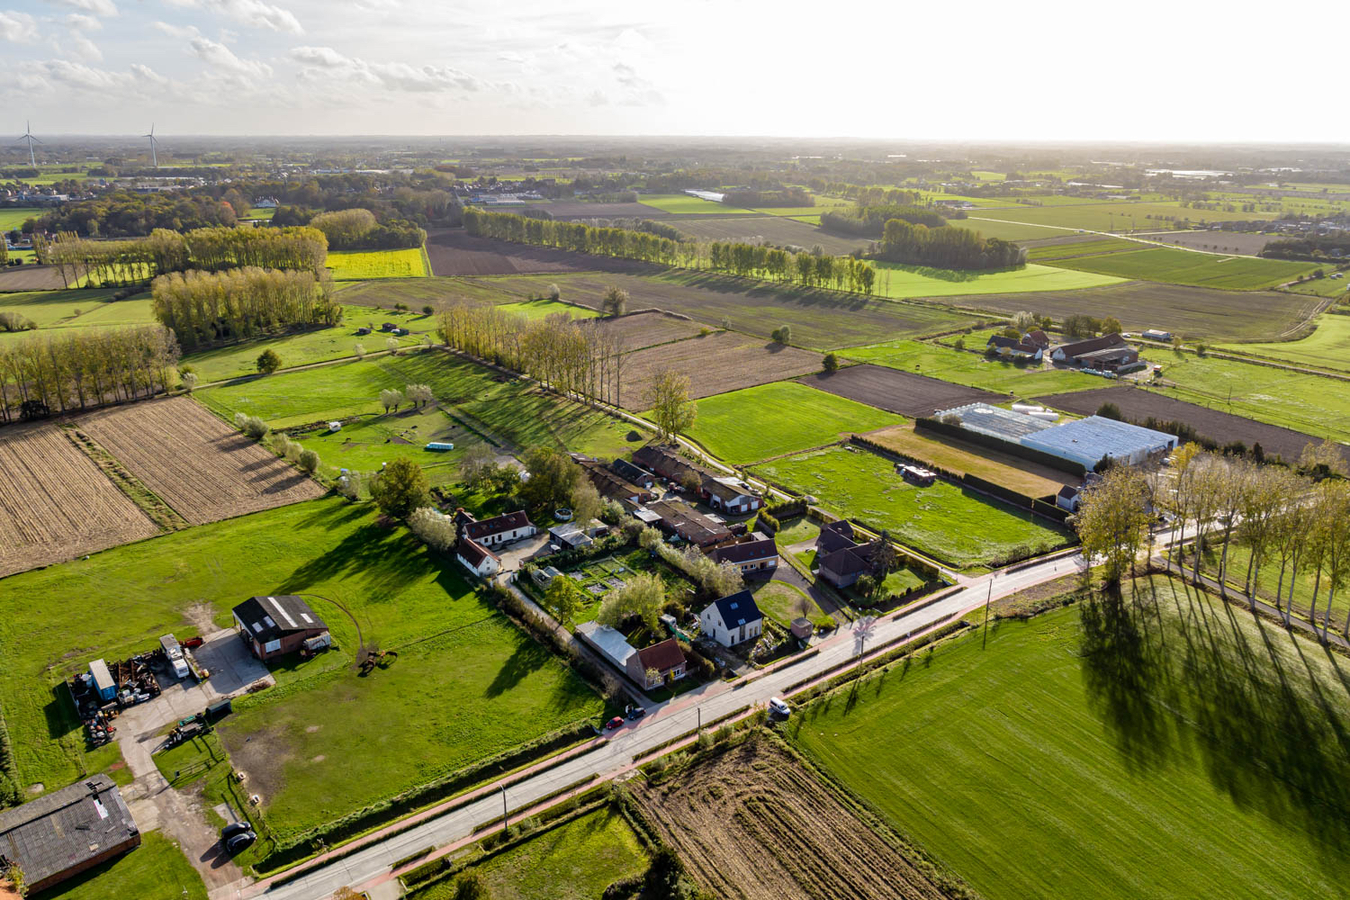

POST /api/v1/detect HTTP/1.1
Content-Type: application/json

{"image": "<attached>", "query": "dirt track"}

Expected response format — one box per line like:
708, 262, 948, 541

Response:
633, 737, 959, 900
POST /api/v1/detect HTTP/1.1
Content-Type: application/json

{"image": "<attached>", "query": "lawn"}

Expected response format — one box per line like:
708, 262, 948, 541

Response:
791, 576, 1350, 900
751, 579, 834, 629
495, 297, 600, 321
1046, 246, 1320, 290
414, 808, 647, 900
752, 446, 1069, 569
0, 208, 42, 232
1219, 312, 1350, 373
637, 193, 756, 215
866, 423, 1070, 498
688, 382, 903, 465
0, 288, 137, 330
196, 351, 638, 457
841, 338, 1100, 396
768, 515, 819, 549
326, 248, 431, 281
246, 206, 276, 220
870, 261, 1123, 300
0, 497, 604, 842
36, 831, 207, 900
294, 410, 488, 489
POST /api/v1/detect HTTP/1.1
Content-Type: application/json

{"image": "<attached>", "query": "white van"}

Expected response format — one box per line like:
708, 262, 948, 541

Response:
768, 697, 791, 718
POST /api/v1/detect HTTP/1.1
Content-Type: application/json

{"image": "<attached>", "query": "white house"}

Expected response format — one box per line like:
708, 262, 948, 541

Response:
699, 590, 764, 647
702, 476, 763, 515
706, 533, 778, 575
459, 510, 537, 548
455, 537, 500, 578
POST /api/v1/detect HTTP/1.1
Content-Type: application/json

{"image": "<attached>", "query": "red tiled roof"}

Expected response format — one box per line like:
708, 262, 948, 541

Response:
464, 510, 533, 540
637, 638, 686, 672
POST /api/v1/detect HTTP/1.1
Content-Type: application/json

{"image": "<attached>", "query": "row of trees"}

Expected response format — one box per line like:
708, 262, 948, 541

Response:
819, 204, 946, 236
29, 191, 240, 237
463, 208, 682, 265
0, 326, 180, 423
705, 241, 877, 294
308, 208, 426, 250
151, 267, 341, 351
811, 184, 922, 207
878, 219, 1026, 269
721, 187, 813, 208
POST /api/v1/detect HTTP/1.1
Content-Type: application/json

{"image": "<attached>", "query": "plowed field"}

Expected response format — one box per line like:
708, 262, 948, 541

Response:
633, 737, 959, 900
0, 422, 158, 577
0, 265, 66, 292
588, 310, 705, 350
619, 332, 819, 409
424, 229, 653, 277
799, 364, 1003, 417
78, 398, 324, 524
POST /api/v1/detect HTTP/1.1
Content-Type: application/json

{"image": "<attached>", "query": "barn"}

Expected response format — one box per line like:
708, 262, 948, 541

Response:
0, 775, 139, 894
232, 595, 329, 662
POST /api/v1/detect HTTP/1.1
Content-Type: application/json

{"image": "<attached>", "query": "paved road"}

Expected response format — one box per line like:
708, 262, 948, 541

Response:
224, 551, 1085, 900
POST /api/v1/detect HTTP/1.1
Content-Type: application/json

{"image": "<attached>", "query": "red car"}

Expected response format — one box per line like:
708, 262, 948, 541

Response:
603, 716, 625, 732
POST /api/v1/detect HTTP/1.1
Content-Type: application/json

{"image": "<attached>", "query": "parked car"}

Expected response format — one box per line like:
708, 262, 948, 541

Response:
603, 716, 625, 731
220, 821, 252, 842
224, 831, 256, 855
768, 697, 791, 718
627, 706, 646, 720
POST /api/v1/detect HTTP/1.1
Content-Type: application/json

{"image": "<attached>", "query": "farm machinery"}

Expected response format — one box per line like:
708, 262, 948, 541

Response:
358, 648, 399, 675
67, 649, 165, 749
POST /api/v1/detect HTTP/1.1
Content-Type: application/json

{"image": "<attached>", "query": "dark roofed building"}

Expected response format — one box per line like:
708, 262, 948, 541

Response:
643, 499, 731, 547
1051, 333, 1140, 372
706, 533, 778, 575
0, 775, 140, 894
813, 522, 884, 589
816, 520, 857, 556
986, 334, 1043, 360
232, 595, 329, 662
626, 638, 687, 688
1025, 329, 1051, 350
578, 458, 652, 504
700, 477, 763, 515
699, 589, 765, 647
632, 444, 713, 486
611, 458, 656, 489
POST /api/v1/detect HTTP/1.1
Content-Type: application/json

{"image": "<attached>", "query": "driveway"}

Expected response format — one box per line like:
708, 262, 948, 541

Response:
494, 532, 552, 573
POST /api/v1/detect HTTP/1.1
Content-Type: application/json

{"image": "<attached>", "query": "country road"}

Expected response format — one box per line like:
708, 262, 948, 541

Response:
219, 550, 1087, 900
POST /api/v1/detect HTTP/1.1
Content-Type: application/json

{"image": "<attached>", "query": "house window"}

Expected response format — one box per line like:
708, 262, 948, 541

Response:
263, 639, 281, 654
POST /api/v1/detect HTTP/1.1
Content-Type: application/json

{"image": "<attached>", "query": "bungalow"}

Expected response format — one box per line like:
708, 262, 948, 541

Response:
641, 499, 731, 547
627, 638, 687, 688
611, 458, 656, 489
232, 595, 329, 662
701, 476, 763, 515
706, 532, 778, 575
699, 590, 764, 647
986, 334, 1043, 361
1056, 485, 1081, 513
460, 510, 537, 548
814, 521, 883, 589
1051, 333, 1140, 372
456, 537, 501, 577
632, 443, 713, 488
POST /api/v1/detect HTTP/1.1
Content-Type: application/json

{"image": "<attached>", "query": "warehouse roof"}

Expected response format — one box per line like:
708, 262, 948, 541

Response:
935, 403, 1053, 441
232, 595, 326, 645
0, 775, 138, 889
1020, 416, 1176, 468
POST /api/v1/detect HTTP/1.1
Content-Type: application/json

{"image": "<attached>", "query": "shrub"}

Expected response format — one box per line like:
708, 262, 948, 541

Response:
822, 351, 839, 373
180, 371, 198, 392
240, 415, 268, 440
422, 304, 434, 315
256, 348, 282, 375
298, 448, 320, 473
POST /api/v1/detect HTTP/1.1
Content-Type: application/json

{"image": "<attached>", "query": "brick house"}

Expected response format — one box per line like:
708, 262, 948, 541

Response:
232, 595, 329, 662
626, 638, 687, 688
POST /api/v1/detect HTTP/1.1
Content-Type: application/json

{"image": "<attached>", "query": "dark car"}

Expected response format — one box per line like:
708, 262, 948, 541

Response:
626, 706, 646, 720
603, 716, 625, 731
220, 821, 251, 842
224, 831, 256, 856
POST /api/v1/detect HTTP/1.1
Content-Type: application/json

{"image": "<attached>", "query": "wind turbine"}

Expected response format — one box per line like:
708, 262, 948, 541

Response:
144, 123, 159, 169
17, 121, 41, 168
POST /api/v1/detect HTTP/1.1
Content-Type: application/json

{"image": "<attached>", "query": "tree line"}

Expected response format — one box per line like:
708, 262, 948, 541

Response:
810, 183, 922, 207
721, 188, 813, 208
463, 208, 682, 265
819, 204, 946, 236
27, 191, 240, 237
878, 219, 1026, 269
706, 241, 876, 294
152, 268, 340, 351
1263, 235, 1350, 262
302, 208, 426, 250
0, 326, 180, 423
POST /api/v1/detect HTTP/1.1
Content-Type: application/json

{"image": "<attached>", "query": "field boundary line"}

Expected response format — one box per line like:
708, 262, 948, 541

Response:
60, 423, 186, 533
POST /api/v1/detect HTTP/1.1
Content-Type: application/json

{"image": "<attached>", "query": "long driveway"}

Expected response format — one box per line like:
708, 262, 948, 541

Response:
221, 551, 1086, 900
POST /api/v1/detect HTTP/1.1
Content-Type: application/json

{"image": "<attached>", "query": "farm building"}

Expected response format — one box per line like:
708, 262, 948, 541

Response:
938, 403, 1054, 441
0, 775, 140, 894
456, 536, 501, 578
576, 622, 637, 671
548, 522, 594, 551
632, 443, 715, 487
611, 458, 656, 489
986, 334, 1043, 361
637, 499, 732, 547
233, 596, 330, 662
814, 521, 885, 589
576, 457, 653, 505
706, 532, 778, 575
1141, 329, 1173, 342
1021, 416, 1177, 469
1056, 485, 1082, 512
457, 510, 537, 548
699, 590, 765, 647
1025, 329, 1051, 350
1051, 333, 1141, 372
898, 463, 937, 487
701, 476, 763, 515
630, 639, 687, 688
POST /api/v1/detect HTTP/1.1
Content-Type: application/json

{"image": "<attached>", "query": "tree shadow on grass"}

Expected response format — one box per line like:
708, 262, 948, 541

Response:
277, 519, 429, 597
485, 639, 551, 699
44, 682, 81, 741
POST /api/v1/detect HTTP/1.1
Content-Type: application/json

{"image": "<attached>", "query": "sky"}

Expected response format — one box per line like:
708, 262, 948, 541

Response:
0, 0, 1347, 142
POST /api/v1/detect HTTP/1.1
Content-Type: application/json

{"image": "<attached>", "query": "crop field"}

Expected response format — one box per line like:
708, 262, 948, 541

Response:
326, 247, 430, 280
867, 423, 1073, 498
78, 397, 325, 524
1045, 246, 1319, 290
0, 207, 41, 231
0, 422, 159, 577
687, 382, 903, 465
536, 200, 669, 219
1220, 313, 1350, 373
0, 263, 67, 291
424, 229, 649, 277
1036, 385, 1347, 464
584, 310, 706, 351
798, 364, 1002, 417
636, 193, 757, 215
1145, 230, 1274, 256
971, 201, 1275, 231
460, 271, 977, 350
792, 578, 1350, 900
947, 218, 1076, 241
335, 276, 535, 310
197, 352, 636, 458
1025, 237, 1145, 260
871, 261, 1124, 300
841, 339, 1100, 396
619, 332, 821, 410
669, 215, 870, 255
753, 446, 1069, 568
957, 281, 1321, 342
40, 831, 208, 900
633, 736, 962, 900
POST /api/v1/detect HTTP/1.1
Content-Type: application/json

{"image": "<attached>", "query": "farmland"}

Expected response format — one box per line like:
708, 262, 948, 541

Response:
1146, 230, 1274, 256
0, 422, 159, 577
1219, 312, 1350, 373
0, 265, 66, 292
633, 736, 963, 900
840, 338, 1100, 396
867, 423, 1073, 498
798, 364, 1003, 417
947, 218, 1076, 241
671, 215, 871, 255
39, 831, 208, 900
970, 200, 1274, 232
1025, 237, 1145, 260
424, 229, 647, 277
637, 193, 756, 215
495, 297, 600, 321
78, 398, 325, 525
872, 261, 1124, 300
586, 310, 704, 349
620, 331, 821, 410
326, 247, 430, 281
1044, 246, 1319, 290
1037, 384, 1348, 463
792, 578, 1350, 900
0, 207, 41, 231
0, 288, 138, 331
753, 446, 1069, 568
687, 382, 903, 465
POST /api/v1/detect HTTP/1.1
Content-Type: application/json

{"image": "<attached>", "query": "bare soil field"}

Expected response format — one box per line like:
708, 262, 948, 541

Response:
587, 310, 706, 350
424, 229, 655, 277
79, 397, 325, 524
0, 422, 159, 577
463, 271, 977, 350
534, 201, 671, 219
672, 216, 871, 255
955, 281, 1320, 342
1143, 230, 1273, 257
1036, 385, 1346, 464
619, 331, 820, 409
0, 265, 66, 292
868, 422, 1074, 497
632, 737, 959, 900
799, 365, 1003, 417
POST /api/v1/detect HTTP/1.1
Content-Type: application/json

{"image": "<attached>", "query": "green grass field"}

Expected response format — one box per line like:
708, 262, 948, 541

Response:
971, 201, 1276, 232
870, 261, 1123, 300
841, 338, 1100, 396
0, 208, 42, 232
752, 446, 1069, 569
1045, 246, 1320, 290
948, 218, 1077, 241
495, 298, 600, 321
636, 194, 756, 215
0, 289, 143, 332
327, 248, 431, 280
246, 206, 276, 220
688, 382, 903, 465
415, 808, 648, 900
792, 577, 1350, 900
37, 831, 208, 900
0, 497, 603, 842
196, 351, 636, 457
1025, 237, 1145, 260
1219, 312, 1350, 373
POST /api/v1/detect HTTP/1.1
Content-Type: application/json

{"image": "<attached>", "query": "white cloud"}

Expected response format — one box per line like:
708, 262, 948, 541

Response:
168, 0, 302, 34
42, 59, 156, 92
64, 13, 102, 31
154, 20, 200, 38
289, 45, 503, 94
0, 11, 39, 42
44, 0, 118, 17
188, 34, 271, 79
66, 34, 103, 61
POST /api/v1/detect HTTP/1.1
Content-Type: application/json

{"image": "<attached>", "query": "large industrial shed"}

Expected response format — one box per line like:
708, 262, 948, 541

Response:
0, 775, 139, 893
1021, 416, 1177, 468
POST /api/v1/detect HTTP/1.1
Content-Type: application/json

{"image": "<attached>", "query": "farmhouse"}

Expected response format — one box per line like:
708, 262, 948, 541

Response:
628, 638, 687, 688
233, 595, 330, 662
1051, 333, 1141, 372
701, 476, 763, 515
1025, 329, 1051, 350
814, 521, 885, 589
632, 444, 714, 487
706, 532, 778, 575
577, 457, 653, 504
0, 775, 140, 894
986, 334, 1043, 361
699, 590, 765, 647
638, 499, 732, 547
456, 536, 501, 578
1021, 416, 1177, 469
458, 510, 537, 548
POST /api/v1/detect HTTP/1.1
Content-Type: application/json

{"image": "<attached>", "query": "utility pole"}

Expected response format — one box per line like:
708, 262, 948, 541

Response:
500, 784, 508, 834
982, 577, 993, 649
697, 707, 701, 733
